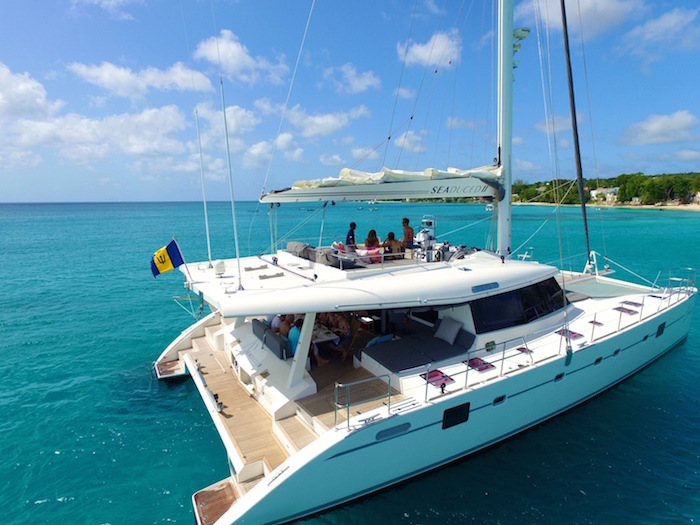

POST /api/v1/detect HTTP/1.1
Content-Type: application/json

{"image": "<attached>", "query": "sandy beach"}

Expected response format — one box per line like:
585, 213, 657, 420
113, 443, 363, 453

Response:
513, 201, 700, 212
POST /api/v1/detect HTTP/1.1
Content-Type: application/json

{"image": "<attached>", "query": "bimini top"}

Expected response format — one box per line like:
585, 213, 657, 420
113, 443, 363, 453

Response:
181, 249, 558, 318
260, 164, 504, 203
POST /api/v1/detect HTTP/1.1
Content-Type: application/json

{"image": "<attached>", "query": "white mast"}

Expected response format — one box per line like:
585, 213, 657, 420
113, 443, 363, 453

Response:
496, 0, 514, 256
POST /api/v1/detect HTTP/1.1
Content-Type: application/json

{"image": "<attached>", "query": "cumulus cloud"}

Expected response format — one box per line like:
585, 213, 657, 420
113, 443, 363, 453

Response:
676, 149, 700, 162
323, 63, 381, 94
195, 101, 260, 152
619, 8, 700, 64
394, 87, 415, 99
14, 105, 186, 162
621, 110, 699, 145
394, 130, 425, 154
320, 153, 345, 166
0, 63, 64, 118
446, 116, 474, 129
397, 29, 461, 68
242, 132, 303, 169
194, 30, 288, 85
514, 158, 541, 171
351, 146, 379, 161
515, 0, 644, 39
70, 0, 143, 21
534, 113, 584, 134
286, 104, 370, 138
68, 61, 212, 98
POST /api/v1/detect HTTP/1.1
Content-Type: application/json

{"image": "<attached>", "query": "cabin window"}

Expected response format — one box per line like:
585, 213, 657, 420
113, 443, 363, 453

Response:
470, 277, 565, 334
442, 402, 470, 430
656, 322, 666, 338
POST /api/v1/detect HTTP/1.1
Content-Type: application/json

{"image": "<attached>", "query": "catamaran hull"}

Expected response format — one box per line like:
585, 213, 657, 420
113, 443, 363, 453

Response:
214, 294, 695, 524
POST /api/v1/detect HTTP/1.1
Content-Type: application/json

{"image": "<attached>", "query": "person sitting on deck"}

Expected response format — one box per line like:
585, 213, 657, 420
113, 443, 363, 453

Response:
279, 314, 295, 338
269, 314, 283, 332
289, 318, 330, 366
382, 231, 403, 259
331, 313, 352, 351
364, 229, 380, 248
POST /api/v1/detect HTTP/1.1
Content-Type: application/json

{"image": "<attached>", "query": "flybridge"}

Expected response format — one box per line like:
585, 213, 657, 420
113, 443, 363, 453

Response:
260, 165, 504, 204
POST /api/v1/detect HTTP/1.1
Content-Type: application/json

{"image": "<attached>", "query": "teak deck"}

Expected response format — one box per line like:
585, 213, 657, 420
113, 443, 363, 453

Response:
195, 349, 289, 471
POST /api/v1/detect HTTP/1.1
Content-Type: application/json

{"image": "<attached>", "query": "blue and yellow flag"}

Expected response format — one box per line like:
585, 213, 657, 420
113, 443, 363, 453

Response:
151, 240, 185, 277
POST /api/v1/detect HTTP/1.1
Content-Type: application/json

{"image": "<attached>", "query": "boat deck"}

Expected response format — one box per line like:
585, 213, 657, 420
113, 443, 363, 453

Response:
192, 346, 289, 471
298, 366, 406, 432
193, 478, 238, 525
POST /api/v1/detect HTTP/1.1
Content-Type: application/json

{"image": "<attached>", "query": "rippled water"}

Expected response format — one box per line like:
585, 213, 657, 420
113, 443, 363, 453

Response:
2, 201, 699, 524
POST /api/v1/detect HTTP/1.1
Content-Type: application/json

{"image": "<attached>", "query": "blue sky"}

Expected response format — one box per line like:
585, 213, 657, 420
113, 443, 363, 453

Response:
1, 0, 699, 202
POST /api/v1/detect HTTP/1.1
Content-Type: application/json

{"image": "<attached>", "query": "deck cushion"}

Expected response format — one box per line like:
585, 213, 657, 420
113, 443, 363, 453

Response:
434, 316, 462, 345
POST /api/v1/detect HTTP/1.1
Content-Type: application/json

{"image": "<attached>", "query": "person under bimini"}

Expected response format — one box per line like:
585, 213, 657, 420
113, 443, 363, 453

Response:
288, 318, 330, 366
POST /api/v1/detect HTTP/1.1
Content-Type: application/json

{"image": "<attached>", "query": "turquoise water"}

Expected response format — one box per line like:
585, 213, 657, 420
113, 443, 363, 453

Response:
2, 201, 699, 524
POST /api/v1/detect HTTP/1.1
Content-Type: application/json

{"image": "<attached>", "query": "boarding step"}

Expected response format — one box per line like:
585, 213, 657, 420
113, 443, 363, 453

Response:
274, 414, 318, 454
192, 336, 216, 355
154, 358, 186, 380
193, 477, 239, 525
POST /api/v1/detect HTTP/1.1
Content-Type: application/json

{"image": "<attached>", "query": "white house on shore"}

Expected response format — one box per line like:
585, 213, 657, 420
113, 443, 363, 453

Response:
591, 187, 619, 203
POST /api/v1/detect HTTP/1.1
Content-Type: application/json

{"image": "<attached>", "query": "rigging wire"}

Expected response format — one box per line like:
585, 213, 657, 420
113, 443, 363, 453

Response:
178, 0, 213, 267
209, 0, 243, 289
576, 0, 608, 262
259, 0, 316, 199
249, 0, 316, 254
381, 0, 420, 170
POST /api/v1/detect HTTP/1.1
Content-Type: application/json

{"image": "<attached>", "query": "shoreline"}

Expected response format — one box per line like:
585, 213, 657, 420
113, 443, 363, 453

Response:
513, 201, 700, 212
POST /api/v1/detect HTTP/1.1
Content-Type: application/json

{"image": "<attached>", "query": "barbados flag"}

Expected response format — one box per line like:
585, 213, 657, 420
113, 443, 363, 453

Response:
151, 240, 185, 277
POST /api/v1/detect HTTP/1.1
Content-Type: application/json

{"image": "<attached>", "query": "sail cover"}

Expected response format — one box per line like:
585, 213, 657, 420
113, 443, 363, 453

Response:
260, 165, 504, 203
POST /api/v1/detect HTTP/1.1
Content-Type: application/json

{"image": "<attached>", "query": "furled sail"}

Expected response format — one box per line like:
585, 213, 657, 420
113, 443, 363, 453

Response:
260, 164, 504, 203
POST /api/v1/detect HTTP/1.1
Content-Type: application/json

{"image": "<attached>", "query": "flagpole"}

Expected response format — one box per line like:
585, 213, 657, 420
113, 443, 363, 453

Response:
173, 237, 195, 285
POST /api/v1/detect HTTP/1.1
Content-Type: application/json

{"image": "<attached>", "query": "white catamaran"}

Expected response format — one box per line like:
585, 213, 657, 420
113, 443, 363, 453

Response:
154, 2, 697, 523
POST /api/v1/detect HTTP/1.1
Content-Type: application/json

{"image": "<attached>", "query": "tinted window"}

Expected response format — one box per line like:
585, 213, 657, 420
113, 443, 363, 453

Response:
471, 277, 564, 334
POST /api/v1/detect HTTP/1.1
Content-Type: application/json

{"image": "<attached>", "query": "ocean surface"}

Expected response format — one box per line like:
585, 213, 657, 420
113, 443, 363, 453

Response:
2, 201, 700, 525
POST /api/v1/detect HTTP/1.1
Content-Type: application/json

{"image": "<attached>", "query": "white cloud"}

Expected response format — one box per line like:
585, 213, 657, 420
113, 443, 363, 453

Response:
515, 0, 645, 39
323, 63, 381, 94
242, 132, 303, 169
320, 153, 345, 166
619, 8, 700, 64
535, 113, 577, 134
397, 29, 461, 67
194, 102, 259, 153
395, 87, 415, 99
676, 149, 700, 162
514, 158, 540, 171
351, 146, 380, 161
194, 30, 289, 85
13, 105, 186, 163
558, 138, 570, 149
0, 63, 64, 118
394, 130, 425, 154
621, 110, 699, 145
286, 104, 370, 138
71, 0, 143, 21
68, 61, 212, 98
512, 136, 523, 146
446, 116, 474, 129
